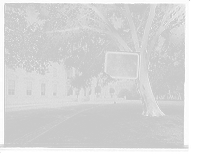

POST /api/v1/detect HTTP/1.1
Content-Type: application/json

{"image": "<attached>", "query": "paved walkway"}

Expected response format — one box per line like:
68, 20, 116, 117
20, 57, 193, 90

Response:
5, 98, 118, 112
5, 98, 184, 112
10, 107, 99, 145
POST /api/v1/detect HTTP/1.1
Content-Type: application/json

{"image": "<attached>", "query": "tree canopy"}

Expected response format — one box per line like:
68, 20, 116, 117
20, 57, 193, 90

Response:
5, 3, 185, 94
4, 3, 185, 116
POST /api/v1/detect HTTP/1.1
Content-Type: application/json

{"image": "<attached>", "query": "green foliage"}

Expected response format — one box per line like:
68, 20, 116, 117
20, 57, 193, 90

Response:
95, 86, 101, 94
149, 52, 172, 80
110, 88, 115, 93
5, 4, 52, 74
118, 89, 132, 99
167, 4, 185, 47
130, 84, 140, 100
67, 87, 73, 96
149, 35, 185, 96
167, 67, 185, 94
150, 67, 185, 98
150, 77, 165, 95
117, 88, 140, 100
5, 4, 185, 93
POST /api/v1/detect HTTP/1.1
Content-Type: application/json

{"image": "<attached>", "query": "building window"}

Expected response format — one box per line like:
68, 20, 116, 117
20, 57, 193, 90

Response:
8, 80, 15, 95
53, 84, 57, 96
26, 81, 32, 96
53, 68, 57, 77
41, 83, 46, 96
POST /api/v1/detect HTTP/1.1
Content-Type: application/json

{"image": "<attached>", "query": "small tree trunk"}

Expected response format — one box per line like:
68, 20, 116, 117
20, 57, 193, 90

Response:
177, 92, 182, 101
165, 93, 168, 100
168, 90, 173, 100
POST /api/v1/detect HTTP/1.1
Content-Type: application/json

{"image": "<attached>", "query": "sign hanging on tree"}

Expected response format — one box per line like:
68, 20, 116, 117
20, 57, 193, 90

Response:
104, 51, 139, 79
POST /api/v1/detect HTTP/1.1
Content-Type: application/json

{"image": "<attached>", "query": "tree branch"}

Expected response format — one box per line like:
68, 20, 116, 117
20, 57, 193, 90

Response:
24, 25, 114, 36
113, 4, 126, 17
80, 41, 111, 82
139, 4, 157, 80
141, 4, 156, 52
163, 6, 183, 29
86, 4, 132, 52
136, 7, 148, 32
146, 26, 165, 67
86, 17, 112, 32
124, 4, 140, 52
147, 5, 185, 67
85, 4, 113, 31
145, 7, 174, 66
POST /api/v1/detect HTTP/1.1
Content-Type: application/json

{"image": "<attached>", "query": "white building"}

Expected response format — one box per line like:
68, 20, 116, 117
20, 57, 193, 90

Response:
5, 62, 76, 106
5, 61, 136, 106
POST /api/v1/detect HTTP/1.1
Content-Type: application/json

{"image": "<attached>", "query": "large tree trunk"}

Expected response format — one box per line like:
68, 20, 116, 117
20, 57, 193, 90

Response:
136, 78, 165, 116
124, 4, 165, 116
136, 55, 165, 117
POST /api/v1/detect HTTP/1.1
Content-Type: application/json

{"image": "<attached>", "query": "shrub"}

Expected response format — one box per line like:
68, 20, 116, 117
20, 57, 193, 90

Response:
117, 89, 133, 99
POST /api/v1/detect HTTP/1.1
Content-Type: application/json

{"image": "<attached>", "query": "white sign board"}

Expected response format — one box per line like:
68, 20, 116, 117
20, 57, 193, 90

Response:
104, 52, 139, 79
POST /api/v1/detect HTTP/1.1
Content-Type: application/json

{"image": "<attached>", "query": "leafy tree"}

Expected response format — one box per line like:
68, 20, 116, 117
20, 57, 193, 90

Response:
150, 77, 173, 100
5, 3, 185, 116
110, 87, 115, 93
117, 89, 132, 99
149, 40, 185, 80
5, 4, 52, 74
149, 48, 184, 100
95, 85, 101, 94
67, 87, 73, 96
109, 87, 115, 98
150, 77, 163, 96
150, 67, 185, 100
149, 50, 172, 80
166, 67, 185, 100
131, 83, 140, 100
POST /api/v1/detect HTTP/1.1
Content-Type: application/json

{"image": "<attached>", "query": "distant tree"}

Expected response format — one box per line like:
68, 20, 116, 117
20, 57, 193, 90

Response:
117, 89, 133, 99
149, 52, 172, 79
67, 87, 73, 96
149, 41, 185, 80
95, 85, 101, 94
131, 84, 140, 100
150, 67, 185, 100
166, 67, 185, 100
150, 77, 164, 97
110, 87, 115, 93
109, 87, 115, 98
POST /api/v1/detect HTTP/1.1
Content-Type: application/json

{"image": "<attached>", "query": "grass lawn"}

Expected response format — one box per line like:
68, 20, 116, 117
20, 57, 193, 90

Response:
5, 102, 185, 148
4, 105, 98, 143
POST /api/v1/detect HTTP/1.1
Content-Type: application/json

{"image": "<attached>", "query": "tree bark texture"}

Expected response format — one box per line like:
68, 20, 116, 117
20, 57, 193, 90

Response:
136, 45, 165, 117
136, 64, 165, 117
138, 5, 165, 116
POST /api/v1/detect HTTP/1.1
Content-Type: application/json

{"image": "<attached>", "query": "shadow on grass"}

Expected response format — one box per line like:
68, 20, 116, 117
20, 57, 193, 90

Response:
4, 102, 184, 148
